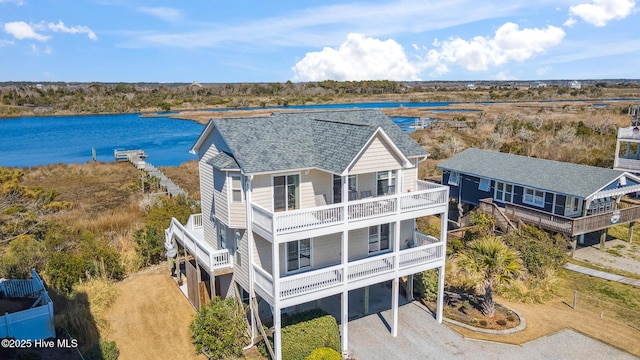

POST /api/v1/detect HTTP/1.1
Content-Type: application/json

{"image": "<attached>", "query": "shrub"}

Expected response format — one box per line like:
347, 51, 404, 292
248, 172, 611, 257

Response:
502, 225, 567, 276
507, 315, 516, 322
191, 296, 249, 359
281, 314, 341, 360
496, 319, 507, 326
134, 225, 164, 267
479, 320, 488, 327
259, 310, 341, 360
306, 347, 342, 360
414, 269, 439, 301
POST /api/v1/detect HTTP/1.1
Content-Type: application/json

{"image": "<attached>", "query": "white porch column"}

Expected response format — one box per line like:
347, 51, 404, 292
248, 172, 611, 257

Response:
274, 306, 282, 360
436, 265, 445, 324
245, 175, 257, 342
341, 290, 348, 353
437, 204, 449, 324
272, 214, 281, 360
391, 278, 399, 337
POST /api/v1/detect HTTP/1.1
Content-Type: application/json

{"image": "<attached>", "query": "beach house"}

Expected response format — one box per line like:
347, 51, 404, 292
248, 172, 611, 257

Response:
164, 109, 449, 359
438, 148, 640, 247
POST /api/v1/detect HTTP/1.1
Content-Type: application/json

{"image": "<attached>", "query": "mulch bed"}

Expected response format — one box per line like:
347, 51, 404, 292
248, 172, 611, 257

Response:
424, 292, 520, 330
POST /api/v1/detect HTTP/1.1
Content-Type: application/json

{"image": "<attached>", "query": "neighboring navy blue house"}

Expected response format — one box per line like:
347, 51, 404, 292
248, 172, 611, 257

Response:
437, 148, 640, 238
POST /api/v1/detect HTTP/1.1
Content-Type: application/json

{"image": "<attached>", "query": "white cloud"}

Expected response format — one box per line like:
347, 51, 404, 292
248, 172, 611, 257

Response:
424, 22, 565, 73
567, 0, 635, 27
3, 21, 49, 41
292, 33, 421, 81
48, 21, 98, 40
0, 0, 24, 4
138, 7, 183, 23
29, 44, 52, 56
0, 39, 14, 47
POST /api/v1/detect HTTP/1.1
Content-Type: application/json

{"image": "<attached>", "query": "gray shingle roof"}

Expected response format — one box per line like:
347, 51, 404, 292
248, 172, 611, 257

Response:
209, 109, 427, 174
207, 152, 240, 170
437, 148, 625, 198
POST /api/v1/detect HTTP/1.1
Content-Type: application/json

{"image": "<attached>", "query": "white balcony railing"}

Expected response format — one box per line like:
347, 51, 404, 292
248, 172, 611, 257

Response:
165, 214, 232, 272
253, 230, 444, 302
252, 181, 448, 238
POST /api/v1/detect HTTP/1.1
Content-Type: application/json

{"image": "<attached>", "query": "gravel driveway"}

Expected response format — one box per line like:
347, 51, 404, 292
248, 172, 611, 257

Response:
347, 302, 637, 360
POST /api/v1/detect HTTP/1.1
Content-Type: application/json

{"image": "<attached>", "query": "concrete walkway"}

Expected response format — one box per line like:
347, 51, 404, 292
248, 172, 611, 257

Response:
563, 263, 640, 287
348, 302, 637, 360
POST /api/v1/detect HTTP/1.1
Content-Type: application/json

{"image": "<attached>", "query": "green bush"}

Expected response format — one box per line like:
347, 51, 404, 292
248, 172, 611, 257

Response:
414, 269, 439, 301
190, 296, 249, 359
134, 225, 164, 266
259, 310, 341, 360
281, 314, 341, 360
502, 225, 567, 276
306, 347, 342, 360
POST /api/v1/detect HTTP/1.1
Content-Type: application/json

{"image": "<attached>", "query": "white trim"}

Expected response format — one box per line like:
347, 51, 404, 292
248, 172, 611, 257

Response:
523, 187, 545, 207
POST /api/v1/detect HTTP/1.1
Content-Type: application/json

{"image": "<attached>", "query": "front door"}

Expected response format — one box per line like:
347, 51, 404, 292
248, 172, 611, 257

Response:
565, 196, 582, 217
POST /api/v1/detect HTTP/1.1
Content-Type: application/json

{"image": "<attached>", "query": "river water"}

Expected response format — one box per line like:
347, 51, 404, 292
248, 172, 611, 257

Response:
0, 102, 449, 168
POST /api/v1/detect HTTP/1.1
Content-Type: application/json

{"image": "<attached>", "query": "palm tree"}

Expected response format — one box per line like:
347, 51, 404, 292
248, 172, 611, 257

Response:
456, 236, 523, 317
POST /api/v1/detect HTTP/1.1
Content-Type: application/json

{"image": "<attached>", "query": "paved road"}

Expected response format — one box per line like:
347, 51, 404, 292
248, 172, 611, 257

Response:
348, 302, 638, 360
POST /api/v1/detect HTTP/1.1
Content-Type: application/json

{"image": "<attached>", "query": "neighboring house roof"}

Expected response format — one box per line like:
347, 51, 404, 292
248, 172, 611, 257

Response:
437, 148, 640, 199
192, 109, 428, 175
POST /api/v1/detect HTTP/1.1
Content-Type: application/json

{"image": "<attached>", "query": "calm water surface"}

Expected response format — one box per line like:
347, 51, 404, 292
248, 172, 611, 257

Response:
0, 102, 450, 168
0, 114, 203, 167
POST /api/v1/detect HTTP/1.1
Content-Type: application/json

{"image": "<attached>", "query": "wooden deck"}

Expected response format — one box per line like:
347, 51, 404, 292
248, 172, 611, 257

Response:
478, 198, 640, 237
115, 149, 186, 197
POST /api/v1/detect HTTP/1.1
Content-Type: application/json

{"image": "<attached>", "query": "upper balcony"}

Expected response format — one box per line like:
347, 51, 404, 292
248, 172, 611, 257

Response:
165, 214, 232, 273
253, 230, 444, 307
251, 180, 448, 242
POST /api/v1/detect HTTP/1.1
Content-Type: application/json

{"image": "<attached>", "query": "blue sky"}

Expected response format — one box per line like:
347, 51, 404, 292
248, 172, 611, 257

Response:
0, 0, 638, 82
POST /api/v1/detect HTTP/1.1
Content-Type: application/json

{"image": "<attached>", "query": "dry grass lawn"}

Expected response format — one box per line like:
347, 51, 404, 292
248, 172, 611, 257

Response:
103, 265, 206, 360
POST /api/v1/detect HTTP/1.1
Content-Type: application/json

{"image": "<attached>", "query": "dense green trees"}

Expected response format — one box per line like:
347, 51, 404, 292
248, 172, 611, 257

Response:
190, 296, 249, 359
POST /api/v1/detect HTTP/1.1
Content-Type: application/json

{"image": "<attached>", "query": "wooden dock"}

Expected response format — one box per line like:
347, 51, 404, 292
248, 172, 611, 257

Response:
114, 149, 186, 197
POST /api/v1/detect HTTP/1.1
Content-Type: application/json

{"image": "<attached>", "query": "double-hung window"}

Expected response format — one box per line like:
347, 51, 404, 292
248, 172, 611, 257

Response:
230, 174, 243, 203
286, 239, 311, 272
524, 188, 545, 207
495, 182, 514, 203
369, 223, 391, 254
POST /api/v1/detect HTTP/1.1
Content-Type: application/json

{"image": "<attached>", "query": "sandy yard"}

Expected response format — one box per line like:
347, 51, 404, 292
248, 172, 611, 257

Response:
573, 238, 640, 276
103, 265, 206, 360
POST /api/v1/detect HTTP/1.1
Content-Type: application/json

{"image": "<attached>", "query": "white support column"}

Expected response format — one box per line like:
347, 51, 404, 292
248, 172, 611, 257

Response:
436, 265, 445, 323
341, 290, 348, 353
272, 209, 281, 360
274, 306, 282, 360
245, 175, 257, 342
391, 278, 399, 337
437, 202, 449, 324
